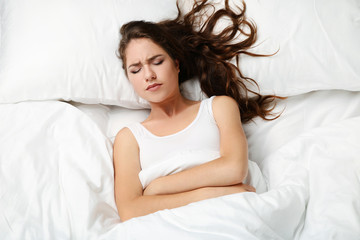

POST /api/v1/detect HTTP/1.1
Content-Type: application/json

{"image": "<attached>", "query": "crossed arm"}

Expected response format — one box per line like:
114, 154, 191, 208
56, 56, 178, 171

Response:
113, 96, 254, 222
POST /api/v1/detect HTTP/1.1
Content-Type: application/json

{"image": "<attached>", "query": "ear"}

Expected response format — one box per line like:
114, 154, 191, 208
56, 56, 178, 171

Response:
174, 59, 180, 73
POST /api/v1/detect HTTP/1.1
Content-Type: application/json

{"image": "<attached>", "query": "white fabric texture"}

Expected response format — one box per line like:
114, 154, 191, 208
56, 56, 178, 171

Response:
244, 90, 360, 165
0, 0, 177, 108
240, 0, 360, 96
0, 101, 119, 239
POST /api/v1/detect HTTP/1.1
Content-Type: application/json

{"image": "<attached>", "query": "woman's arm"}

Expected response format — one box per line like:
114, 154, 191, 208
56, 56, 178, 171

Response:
144, 96, 249, 196
114, 126, 253, 222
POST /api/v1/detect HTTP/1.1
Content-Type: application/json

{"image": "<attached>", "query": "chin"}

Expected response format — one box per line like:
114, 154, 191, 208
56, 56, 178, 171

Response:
146, 94, 174, 105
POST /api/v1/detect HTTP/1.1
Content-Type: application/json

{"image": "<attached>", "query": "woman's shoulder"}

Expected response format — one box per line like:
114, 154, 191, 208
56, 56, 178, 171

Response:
211, 95, 241, 123
114, 125, 138, 147
211, 95, 238, 110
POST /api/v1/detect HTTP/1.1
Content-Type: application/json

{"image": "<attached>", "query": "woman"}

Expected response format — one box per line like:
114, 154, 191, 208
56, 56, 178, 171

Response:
114, 0, 280, 222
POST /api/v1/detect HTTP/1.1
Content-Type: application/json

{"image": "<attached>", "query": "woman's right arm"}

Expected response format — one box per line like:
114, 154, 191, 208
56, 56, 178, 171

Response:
113, 128, 254, 222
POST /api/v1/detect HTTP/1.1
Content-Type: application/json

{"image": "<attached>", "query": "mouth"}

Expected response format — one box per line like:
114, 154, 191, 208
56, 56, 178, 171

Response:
146, 83, 162, 91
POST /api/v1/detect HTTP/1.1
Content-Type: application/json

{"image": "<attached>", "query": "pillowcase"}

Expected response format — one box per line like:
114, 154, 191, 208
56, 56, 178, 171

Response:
0, 0, 177, 108
241, 0, 360, 96
1, 0, 360, 107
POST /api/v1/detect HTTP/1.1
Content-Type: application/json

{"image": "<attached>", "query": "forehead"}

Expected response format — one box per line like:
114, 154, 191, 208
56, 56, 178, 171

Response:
125, 38, 167, 64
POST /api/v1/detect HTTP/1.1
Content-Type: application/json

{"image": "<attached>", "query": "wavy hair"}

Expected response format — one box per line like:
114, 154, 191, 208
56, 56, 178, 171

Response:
118, 0, 282, 123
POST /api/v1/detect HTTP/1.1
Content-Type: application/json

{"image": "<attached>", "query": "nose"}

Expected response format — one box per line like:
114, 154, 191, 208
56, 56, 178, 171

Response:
144, 65, 156, 82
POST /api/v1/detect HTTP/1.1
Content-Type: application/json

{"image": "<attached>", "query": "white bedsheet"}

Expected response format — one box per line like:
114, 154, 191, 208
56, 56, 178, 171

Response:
1, 92, 360, 239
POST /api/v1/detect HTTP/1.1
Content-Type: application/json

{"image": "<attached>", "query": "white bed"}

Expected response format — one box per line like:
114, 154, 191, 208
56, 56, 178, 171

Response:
1, 0, 360, 239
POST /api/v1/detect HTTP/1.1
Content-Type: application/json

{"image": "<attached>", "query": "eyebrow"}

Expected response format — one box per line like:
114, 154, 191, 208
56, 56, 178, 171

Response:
127, 54, 164, 69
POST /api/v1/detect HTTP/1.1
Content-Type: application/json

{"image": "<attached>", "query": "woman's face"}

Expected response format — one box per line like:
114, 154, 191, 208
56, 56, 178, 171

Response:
124, 38, 180, 103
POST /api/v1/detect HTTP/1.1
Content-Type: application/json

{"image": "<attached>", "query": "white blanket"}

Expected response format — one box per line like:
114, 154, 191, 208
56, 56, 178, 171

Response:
0, 101, 119, 239
1, 100, 359, 239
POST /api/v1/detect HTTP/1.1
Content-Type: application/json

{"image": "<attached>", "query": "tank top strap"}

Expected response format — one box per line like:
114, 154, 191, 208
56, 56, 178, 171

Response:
125, 122, 147, 146
203, 96, 216, 124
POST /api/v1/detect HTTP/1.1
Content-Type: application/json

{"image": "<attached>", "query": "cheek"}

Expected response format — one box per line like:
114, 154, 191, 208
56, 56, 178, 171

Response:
169, 67, 180, 84
162, 62, 179, 80
128, 75, 143, 92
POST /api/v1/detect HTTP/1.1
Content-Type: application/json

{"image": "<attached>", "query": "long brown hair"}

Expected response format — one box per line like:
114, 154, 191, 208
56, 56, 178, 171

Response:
118, 0, 282, 123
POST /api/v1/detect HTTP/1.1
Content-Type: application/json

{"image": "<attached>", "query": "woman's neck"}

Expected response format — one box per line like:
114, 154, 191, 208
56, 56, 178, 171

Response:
147, 95, 196, 121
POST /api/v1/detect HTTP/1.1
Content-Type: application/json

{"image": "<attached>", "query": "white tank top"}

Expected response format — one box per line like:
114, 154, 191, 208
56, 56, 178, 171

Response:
126, 96, 221, 188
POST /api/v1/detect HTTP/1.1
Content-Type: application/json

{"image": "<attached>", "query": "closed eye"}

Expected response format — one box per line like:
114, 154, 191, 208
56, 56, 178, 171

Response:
130, 67, 141, 74
153, 59, 164, 65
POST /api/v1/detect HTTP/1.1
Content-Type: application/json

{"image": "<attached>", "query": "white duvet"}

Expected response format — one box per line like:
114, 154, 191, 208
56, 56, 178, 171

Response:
0, 101, 119, 239
0, 94, 360, 239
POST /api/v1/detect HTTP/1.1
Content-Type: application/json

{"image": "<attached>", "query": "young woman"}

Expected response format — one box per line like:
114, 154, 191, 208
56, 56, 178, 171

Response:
114, 0, 280, 222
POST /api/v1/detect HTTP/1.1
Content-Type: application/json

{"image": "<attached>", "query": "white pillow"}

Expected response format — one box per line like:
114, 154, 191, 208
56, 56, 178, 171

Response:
241, 0, 360, 96
0, 0, 177, 108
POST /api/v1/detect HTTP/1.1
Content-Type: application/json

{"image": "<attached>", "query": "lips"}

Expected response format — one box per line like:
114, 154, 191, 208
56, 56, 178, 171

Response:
146, 83, 162, 91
